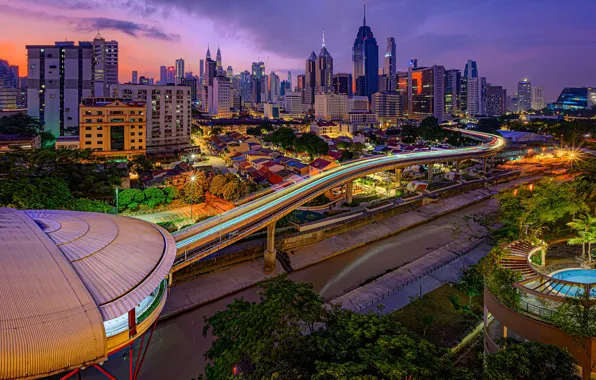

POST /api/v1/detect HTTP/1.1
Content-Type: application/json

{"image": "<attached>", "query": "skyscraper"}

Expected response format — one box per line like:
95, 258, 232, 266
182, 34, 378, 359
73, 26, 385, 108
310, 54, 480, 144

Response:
175, 59, 185, 85
159, 66, 167, 84
485, 85, 507, 116
250, 61, 266, 103
352, 4, 379, 97
199, 59, 205, 83
517, 79, 532, 111
227, 66, 233, 79
132, 71, 138, 84
240, 70, 251, 102
531, 85, 544, 110
287, 71, 292, 90
316, 32, 333, 94
216, 46, 222, 70
91, 33, 118, 97
305, 51, 317, 105
384, 37, 397, 91
444, 69, 461, 117
27, 41, 92, 136
333, 73, 353, 96
407, 64, 446, 121
0, 60, 18, 88
463, 59, 481, 116
206, 44, 211, 60
268, 71, 280, 102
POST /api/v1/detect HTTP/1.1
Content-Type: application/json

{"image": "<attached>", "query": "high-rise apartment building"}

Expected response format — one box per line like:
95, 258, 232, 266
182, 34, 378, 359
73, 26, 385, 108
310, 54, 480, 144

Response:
407, 64, 446, 121
175, 59, 185, 85
315, 35, 333, 94
27, 41, 93, 136
111, 84, 191, 153
132, 71, 138, 84
531, 85, 544, 110
384, 37, 397, 91
314, 93, 349, 121
166, 66, 175, 84
463, 59, 481, 116
268, 71, 281, 103
305, 52, 317, 105
352, 4, 378, 97
92, 33, 118, 97
444, 69, 461, 117
159, 66, 167, 85
79, 98, 146, 159
287, 71, 292, 90
484, 85, 507, 116
372, 91, 403, 125
333, 73, 353, 96
240, 70, 251, 102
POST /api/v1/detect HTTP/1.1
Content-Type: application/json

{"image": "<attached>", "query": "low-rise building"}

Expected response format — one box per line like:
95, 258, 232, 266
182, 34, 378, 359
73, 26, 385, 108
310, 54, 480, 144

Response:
55, 136, 80, 150
349, 111, 379, 130
308, 158, 339, 176
310, 120, 356, 137
0, 134, 41, 153
79, 99, 146, 159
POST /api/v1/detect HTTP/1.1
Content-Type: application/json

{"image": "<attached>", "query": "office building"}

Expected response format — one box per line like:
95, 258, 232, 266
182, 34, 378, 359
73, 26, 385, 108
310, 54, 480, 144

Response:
240, 70, 251, 102
0, 88, 18, 109
305, 52, 317, 105
296, 74, 305, 92
17, 77, 27, 109
92, 33, 118, 97
384, 37, 397, 91
352, 4, 379, 97
462, 59, 481, 116
159, 66, 167, 85
407, 64, 446, 121
210, 77, 232, 118
372, 91, 403, 125
531, 85, 544, 110
378, 74, 390, 92
333, 73, 352, 96
175, 59, 185, 85
396, 71, 409, 112
132, 71, 138, 84
227, 66, 233, 79
484, 85, 507, 116
316, 34, 333, 94
27, 41, 93, 136
287, 71, 292, 90
551, 87, 595, 110
216, 46, 222, 70
199, 59, 205, 83
264, 103, 280, 119
314, 93, 349, 121
0, 60, 18, 88
268, 71, 280, 102
111, 84, 191, 153
349, 96, 369, 112
139, 76, 154, 85
444, 69, 461, 117
517, 79, 531, 111
79, 98, 146, 159
284, 92, 303, 118
182, 76, 199, 104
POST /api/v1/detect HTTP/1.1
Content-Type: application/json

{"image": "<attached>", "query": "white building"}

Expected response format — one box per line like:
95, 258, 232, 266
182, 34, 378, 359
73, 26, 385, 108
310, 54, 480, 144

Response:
371, 91, 403, 125
27, 41, 93, 137
531, 85, 544, 110
268, 71, 280, 103
264, 103, 280, 119
92, 33, 118, 97
349, 111, 378, 129
310, 120, 355, 136
111, 84, 191, 153
349, 96, 369, 112
175, 59, 185, 85
210, 77, 232, 118
284, 92, 303, 118
314, 93, 349, 121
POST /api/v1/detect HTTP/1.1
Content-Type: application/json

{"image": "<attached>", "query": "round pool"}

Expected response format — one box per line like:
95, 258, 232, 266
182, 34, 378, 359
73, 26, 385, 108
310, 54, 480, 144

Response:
549, 269, 596, 297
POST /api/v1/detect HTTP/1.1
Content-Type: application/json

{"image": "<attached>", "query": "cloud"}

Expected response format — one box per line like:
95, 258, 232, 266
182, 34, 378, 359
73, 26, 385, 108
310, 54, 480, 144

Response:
73, 18, 180, 41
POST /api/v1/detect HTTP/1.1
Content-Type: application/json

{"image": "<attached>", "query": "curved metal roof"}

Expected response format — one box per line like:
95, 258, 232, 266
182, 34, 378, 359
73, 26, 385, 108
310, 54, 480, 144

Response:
0, 208, 176, 379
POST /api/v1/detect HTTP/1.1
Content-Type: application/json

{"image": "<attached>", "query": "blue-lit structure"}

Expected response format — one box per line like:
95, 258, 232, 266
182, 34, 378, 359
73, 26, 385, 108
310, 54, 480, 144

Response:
352, 4, 379, 98
550, 87, 589, 110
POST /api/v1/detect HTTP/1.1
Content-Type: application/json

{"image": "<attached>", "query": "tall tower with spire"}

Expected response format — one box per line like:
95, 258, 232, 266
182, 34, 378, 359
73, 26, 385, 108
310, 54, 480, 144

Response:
206, 44, 211, 60
316, 30, 333, 94
352, 3, 378, 98
216, 45, 222, 69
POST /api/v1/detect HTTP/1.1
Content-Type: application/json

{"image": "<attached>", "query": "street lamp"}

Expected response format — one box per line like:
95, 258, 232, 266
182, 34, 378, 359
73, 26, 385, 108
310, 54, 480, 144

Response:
115, 187, 119, 215
190, 176, 196, 222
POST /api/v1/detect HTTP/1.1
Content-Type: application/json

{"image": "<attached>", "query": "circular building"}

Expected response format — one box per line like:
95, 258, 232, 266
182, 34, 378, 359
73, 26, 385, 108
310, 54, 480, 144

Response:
0, 208, 176, 379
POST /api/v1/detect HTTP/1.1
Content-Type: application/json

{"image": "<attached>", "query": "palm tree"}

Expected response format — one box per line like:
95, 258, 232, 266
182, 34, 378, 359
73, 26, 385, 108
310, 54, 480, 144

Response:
567, 214, 596, 263
587, 229, 596, 263
568, 232, 587, 261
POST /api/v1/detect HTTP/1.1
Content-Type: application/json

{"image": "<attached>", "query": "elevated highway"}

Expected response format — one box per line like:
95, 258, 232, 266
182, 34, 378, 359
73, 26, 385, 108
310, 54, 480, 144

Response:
172, 129, 505, 273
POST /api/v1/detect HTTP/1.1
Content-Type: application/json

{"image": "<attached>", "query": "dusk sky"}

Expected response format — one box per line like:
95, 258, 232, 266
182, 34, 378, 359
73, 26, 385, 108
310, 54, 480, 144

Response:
1, 0, 594, 101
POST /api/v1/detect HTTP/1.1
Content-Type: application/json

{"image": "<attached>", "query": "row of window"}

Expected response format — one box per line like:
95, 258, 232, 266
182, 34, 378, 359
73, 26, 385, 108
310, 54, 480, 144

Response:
84, 126, 143, 132
84, 140, 144, 145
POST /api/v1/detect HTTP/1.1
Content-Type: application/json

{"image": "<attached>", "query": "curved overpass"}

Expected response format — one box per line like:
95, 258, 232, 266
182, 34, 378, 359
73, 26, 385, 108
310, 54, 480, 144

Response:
172, 129, 505, 272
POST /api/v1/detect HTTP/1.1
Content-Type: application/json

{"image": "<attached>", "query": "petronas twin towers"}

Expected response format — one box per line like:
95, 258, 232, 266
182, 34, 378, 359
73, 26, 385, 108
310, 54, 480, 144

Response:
305, 31, 334, 105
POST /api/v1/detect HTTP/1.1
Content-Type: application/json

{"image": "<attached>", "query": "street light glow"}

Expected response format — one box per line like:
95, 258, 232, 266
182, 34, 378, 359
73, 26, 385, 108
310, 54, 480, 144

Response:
191, 176, 196, 181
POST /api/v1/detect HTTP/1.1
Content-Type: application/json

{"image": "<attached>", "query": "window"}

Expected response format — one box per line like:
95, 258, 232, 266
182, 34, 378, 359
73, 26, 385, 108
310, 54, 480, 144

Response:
50, 95, 55, 98
97, 126, 102, 130
131, 139, 136, 143
85, 127, 92, 130
97, 134, 103, 138
131, 132, 135, 136
85, 141, 91, 145
138, 132, 143, 136
85, 134, 91, 138
139, 139, 143, 143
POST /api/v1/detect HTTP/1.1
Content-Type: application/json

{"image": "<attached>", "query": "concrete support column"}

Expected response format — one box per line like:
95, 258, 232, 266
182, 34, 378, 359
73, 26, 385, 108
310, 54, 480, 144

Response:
345, 181, 353, 204
428, 163, 434, 182
263, 223, 277, 274
482, 157, 488, 174
395, 168, 403, 187
455, 160, 461, 173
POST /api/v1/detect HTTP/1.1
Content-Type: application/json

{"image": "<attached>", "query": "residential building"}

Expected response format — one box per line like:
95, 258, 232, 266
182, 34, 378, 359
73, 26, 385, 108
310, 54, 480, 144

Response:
444, 69, 461, 117
159, 66, 167, 84
348, 111, 378, 129
333, 73, 352, 96
111, 84, 191, 153
531, 85, 544, 110
26, 41, 93, 136
484, 85, 507, 116
372, 91, 403, 125
17, 77, 27, 109
284, 92, 303, 118
264, 103, 280, 119
268, 71, 280, 102
0, 134, 41, 154
132, 71, 138, 84
352, 4, 379, 97
210, 77, 232, 118
79, 98, 146, 159
314, 93, 349, 121
167, 66, 175, 84
407, 64, 446, 121
316, 35, 333, 94
175, 59, 185, 85
309, 158, 339, 176
181, 76, 199, 104
349, 96, 369, 112
0, 60, 18, 88
92, 33, 118, 97
517, 79, 532, 111
384, 37, 397, 91
0, 88, 18, 109
305, 52, 317, 105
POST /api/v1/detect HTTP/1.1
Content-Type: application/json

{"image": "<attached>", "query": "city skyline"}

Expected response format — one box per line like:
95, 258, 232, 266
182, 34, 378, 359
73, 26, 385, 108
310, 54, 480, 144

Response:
0, 0, 595, 101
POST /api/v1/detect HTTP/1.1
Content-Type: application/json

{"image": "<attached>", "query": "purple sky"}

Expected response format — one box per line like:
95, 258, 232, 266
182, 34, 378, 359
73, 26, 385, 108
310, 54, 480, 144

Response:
1, 0, 595, 101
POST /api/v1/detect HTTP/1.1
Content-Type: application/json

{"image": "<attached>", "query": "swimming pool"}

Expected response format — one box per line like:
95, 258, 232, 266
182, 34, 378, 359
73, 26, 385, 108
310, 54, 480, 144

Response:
549, 269, 596, 297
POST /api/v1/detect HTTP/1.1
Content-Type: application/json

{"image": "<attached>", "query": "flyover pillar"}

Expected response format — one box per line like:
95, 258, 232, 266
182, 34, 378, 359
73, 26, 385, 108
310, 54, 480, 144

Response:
482, 157, 488, 174
263, 223, 277, 274
427, 163, 434, 182
395, 168, 403, 187
345, 181, 353, 204
455, 160, 461, 173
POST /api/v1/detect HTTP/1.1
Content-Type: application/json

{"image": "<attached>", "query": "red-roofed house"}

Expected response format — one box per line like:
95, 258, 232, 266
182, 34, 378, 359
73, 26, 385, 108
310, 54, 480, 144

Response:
309, 158, 339, 176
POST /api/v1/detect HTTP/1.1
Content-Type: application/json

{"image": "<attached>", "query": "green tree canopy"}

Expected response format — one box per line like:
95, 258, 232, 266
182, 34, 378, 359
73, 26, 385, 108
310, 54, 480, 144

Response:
0, 177, 71, 210
266, 127, 297, 150
476, 118, 500, 134
295, 133, 329, 159
118, 188, 145, 210
0, 113, 43, 135
143, 187, 166, 208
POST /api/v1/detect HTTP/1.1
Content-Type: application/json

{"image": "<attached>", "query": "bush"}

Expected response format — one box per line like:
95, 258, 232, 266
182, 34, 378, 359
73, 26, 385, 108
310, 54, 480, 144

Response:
70, 198, 112, 213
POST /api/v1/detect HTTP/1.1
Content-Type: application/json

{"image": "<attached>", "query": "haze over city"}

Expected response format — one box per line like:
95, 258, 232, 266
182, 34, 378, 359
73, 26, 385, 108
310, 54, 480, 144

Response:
1, 0, 595, 100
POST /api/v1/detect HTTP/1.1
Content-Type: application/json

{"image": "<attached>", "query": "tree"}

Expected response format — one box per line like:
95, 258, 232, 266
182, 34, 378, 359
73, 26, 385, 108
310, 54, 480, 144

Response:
69, 198, 112, 213
163, 186, 179, 203
0, 113, 43, 135
266, 127, 297, 150
143, 187, 166, 208
0, 177, 71, 210
183, 171, 209, 204
209, 174, 229, 197
221, 180, 242, 201
246, 127, 262, 136
484, 340, 580, 380
457, 264, 484, 305
567, 214, 596, 262
486, 267, 522, 309
202, 276, 469, 380
118, 188, 145, 210
129, 155, 154, 173
295, 133, 329, 159
476, 118, 500, 134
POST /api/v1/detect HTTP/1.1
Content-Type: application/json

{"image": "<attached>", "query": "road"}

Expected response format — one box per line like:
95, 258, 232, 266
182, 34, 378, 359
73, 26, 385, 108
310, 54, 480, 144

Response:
173, 129, 505, 271
72, 199, 491, 380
